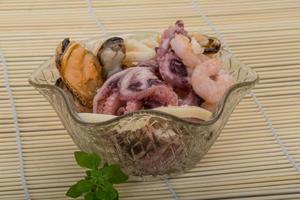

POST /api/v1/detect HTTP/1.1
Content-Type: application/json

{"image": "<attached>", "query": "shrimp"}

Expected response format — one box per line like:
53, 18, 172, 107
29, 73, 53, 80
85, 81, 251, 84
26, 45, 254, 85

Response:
170, 34, 209, 68
171, 33, 234, 105
191, 59, 235, 104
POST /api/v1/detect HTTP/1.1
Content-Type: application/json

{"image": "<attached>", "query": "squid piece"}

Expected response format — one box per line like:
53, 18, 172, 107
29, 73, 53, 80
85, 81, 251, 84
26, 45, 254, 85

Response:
123, 38, 156, 67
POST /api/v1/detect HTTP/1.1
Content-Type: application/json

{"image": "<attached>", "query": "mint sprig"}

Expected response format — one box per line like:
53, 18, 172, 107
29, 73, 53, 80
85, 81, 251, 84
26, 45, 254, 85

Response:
66, 151, 128, 200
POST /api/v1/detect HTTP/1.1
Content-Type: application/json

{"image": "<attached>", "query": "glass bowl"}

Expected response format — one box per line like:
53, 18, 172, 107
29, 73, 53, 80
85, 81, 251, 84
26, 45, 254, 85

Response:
28, 32, 258, 181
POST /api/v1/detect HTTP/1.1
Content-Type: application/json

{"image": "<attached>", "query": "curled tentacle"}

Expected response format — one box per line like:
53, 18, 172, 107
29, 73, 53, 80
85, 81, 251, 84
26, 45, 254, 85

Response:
102, 92, 123, 115
179, 91, 204, 106
158, 52, 189, 88
118, 67, 161, 98
93, 69, 129, 113
156, 20, 191, 88
124, 101, 142, 114
93, 67, 179, 115
122, 85, 178, 106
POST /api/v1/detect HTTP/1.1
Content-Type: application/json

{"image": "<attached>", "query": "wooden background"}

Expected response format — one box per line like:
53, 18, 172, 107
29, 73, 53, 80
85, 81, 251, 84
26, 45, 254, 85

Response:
0, 0, 300, 199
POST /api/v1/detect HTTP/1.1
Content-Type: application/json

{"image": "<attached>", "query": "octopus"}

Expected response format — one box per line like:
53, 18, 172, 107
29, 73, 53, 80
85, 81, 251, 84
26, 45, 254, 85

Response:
93, 67, 178, 115
92, 69, 128, 115
179, 90, 204, 106
156, 20, 191, 88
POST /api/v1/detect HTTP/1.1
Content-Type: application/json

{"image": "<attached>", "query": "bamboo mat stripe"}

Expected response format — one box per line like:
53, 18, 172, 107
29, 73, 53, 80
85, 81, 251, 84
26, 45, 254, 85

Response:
0, 51, 30, 200
191, 0, 300, 174
251, 91, 300, 173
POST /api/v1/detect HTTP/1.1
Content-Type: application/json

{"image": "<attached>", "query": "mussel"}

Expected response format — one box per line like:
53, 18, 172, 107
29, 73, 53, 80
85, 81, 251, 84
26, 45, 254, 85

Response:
190, 33, 221, 55
203, 37, 221, 54
55, 78, 92, 112
97, 37, 126, 78
55, 38, 103, 108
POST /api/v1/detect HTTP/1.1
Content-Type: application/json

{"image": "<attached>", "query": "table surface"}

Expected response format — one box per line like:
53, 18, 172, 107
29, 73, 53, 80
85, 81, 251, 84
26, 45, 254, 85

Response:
1, 0, 300, 199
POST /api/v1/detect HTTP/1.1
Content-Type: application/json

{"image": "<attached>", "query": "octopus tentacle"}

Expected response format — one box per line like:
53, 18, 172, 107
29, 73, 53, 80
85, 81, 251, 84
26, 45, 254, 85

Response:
118, 67, 159, 98
121, 85, 178, 106
179, 91, 204, 106
93, 69, 131, 113
156, 20, 191, 88
93, 66, 178, 115
102, 92, 122, 115
124, 101, 142, 114
158, 51, 189, 88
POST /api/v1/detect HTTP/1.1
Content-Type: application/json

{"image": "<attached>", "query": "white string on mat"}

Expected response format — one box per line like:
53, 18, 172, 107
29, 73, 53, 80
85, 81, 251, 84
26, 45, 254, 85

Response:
0, 50, 31, 200
164, 178, 180, 200
84, 1, 180, 199
251, 91, 300, 172
85, 0, 106, 35
191, 0, 300, 174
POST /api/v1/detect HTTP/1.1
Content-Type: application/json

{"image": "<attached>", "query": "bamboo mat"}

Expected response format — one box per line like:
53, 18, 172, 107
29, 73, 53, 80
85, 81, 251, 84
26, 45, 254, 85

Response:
0, 0, 300, 199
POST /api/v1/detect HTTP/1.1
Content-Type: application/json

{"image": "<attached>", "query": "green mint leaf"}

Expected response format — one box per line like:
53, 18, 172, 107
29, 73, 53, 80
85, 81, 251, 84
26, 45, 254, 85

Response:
84, 191, 96, 200
102, 164, 128, 184
96, 183, 118, 200
90, 169, 104, 185
74, 151, 101, 169
90, 169, 101, 178
114, 193, 119, 200
77, 179, 93, 193
85, 171, 92, 181
114, 191, 119, 200
103, 163, 109, 168
104, 183, 118, 200
86, 170, 91, 177
66, 183, 82, 198
68, 151, 126, 200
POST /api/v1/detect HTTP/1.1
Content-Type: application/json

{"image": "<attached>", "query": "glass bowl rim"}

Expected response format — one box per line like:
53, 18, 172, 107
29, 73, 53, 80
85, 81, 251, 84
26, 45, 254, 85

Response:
28, 32, 259, 127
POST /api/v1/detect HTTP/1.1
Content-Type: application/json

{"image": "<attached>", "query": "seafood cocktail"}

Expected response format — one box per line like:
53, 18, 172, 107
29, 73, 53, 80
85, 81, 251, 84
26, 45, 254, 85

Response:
29, 20, 258, 180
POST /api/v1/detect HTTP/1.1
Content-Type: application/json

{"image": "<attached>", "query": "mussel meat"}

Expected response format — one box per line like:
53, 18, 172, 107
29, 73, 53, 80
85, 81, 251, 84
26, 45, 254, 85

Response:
97, 37, 126, 78
190, 33, 221, 55
55, 38, 103, 108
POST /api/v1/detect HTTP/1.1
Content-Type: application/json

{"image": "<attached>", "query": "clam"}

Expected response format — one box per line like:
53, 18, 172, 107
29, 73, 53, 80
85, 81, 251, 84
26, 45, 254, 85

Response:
97, 37, 126, 78
55, 38, 103, 108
